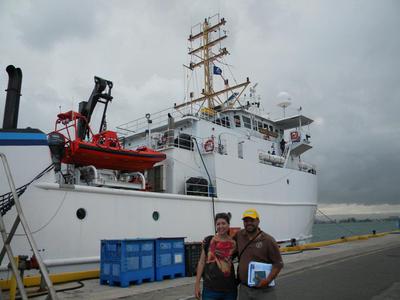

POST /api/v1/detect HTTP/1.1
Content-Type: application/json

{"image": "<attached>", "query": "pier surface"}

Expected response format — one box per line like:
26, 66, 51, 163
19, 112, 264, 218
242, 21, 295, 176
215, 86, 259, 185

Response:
29, 233, 400, 299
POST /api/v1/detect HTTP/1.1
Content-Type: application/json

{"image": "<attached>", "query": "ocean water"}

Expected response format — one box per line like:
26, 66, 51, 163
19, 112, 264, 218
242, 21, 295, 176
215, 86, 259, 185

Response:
311, 220, 399, 242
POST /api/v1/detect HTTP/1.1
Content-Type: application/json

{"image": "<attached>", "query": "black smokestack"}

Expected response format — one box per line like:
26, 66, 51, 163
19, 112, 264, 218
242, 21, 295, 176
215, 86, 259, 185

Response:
2, 65, 23, 129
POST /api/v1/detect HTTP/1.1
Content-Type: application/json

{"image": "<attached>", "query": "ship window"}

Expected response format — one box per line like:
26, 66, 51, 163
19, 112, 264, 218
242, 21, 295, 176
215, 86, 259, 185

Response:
242, 116, 251, 129
234, 115, 241, 127
257, 121, 262, 132
225, 117, 231, 128
269, 125, 273, 131
263, 123, 268, 129
76, 208, 87, 220
222, 116, 230, 128
152, 211, 160, 221
252, 119, 257, 130
214, 116, 230, 128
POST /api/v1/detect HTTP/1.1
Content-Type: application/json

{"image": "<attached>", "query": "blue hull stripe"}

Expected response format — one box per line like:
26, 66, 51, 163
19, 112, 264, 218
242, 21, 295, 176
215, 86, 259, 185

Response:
0, 132, 48, 146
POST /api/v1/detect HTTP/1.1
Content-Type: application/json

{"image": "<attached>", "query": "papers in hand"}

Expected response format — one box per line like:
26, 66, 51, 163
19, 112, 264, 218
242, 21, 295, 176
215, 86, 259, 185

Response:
248, 261, 275, 287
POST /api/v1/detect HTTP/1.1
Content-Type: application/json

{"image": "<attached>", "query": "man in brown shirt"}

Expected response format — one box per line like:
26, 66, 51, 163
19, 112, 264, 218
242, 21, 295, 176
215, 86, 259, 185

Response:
235, 209, 283, 299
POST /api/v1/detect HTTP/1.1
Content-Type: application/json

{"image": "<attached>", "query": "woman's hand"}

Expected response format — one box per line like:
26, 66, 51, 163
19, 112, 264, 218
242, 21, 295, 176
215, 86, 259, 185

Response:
194, 281, 201, 299
194, 247, 206, 299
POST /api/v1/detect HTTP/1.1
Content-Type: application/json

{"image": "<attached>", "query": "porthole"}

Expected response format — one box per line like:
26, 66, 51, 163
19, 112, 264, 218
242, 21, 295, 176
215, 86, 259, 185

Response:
152, 211, 160, 221
76, 208, 87, 220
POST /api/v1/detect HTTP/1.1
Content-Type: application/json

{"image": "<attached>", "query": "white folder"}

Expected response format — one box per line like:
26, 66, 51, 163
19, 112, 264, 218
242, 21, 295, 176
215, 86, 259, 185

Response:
247, 261, 275, 287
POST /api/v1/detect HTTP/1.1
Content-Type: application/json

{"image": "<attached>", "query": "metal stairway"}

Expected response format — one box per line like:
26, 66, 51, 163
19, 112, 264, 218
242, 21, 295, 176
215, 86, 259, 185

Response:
0, 152, 58, 299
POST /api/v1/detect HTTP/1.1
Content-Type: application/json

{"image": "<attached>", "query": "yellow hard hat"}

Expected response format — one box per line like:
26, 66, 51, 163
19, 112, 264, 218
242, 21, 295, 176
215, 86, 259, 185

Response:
242, 209, 260, 220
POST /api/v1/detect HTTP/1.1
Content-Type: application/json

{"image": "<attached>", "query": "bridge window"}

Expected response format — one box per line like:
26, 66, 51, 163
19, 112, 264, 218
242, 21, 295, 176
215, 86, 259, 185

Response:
252, 119, 259, 131
243, 116, 251, 129
257, 121, 263, 132
214, 116, 231, 128
234, 115, 241, 127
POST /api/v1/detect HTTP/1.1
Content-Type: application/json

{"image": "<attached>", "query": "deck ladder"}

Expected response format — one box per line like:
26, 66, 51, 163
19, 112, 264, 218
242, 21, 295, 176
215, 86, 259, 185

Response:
0, 152, 58, 299
283, 144, 292, 168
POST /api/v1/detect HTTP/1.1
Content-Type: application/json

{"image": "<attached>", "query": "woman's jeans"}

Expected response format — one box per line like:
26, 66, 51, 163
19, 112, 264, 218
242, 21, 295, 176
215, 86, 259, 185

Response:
202, 287, 237, 300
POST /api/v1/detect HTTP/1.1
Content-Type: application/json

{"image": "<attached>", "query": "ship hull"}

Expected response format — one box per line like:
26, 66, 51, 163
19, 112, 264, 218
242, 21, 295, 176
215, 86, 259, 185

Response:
0, 176, 316, 275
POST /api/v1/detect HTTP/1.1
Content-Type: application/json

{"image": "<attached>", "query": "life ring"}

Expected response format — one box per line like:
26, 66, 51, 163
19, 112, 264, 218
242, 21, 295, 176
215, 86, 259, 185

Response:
204, 139, 214, 152
290, 131, 300, 142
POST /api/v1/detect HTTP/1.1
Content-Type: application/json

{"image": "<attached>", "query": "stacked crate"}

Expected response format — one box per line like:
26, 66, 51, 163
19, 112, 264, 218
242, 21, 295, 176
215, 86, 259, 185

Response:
155, 238, 185, 281
184, 242, 202, 276
100, 239, 155, 287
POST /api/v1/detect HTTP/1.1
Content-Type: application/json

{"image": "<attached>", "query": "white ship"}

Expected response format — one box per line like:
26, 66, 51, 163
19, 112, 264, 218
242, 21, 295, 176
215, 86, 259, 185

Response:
0, 16, 317, 276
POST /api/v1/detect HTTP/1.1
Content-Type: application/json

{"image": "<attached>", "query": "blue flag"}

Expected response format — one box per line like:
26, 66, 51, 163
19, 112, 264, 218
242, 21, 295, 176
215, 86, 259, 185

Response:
228, 92, 239, 101
213, 65, 222, 75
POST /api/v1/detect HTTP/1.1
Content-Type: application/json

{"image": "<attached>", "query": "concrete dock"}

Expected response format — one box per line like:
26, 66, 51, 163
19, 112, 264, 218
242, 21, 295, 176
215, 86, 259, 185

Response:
14, 233, 400, 299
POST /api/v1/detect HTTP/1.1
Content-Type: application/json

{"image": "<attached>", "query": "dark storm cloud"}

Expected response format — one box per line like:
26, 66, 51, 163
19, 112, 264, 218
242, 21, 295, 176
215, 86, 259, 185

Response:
12, 0, 98, 50
298, 1, 400, 204
229, 0, 400, 205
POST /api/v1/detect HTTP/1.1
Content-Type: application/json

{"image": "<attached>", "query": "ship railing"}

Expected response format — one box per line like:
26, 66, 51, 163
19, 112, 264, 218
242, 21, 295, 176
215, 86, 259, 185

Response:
150, 129, 217, 155
298, 160, 317, 174
116, 102, 234, 137
184, 179, 217, 198
258, 148, 316, 174
116, 106, 181, 136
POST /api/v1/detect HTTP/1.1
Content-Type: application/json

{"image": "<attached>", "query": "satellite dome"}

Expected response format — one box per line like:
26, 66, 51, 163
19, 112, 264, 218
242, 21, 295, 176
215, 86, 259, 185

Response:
277, 91, 291, 102
276, 91, 292, 117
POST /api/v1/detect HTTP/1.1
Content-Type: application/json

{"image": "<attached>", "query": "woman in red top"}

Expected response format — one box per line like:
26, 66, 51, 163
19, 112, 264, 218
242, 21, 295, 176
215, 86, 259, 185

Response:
195, 213, 237, 300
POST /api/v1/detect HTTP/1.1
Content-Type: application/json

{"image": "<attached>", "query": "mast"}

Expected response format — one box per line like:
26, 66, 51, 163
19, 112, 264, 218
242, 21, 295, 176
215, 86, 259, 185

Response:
176, 16, 250, 112
203, 19, 212, 108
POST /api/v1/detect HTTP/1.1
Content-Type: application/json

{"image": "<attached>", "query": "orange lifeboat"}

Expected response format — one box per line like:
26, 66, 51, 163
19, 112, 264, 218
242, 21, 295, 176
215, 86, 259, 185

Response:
48, 111, 166, 172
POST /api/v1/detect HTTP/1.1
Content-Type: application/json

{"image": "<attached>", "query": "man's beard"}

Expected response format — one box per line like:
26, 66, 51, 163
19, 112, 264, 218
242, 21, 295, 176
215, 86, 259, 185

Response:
245, 224, 257, 233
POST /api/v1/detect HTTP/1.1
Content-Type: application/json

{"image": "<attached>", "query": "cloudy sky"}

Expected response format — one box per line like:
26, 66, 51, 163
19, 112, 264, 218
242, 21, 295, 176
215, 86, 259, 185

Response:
1, 0, 399, 209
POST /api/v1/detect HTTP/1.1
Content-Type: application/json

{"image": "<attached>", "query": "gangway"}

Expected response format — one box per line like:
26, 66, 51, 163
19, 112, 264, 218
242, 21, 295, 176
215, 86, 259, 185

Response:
0, 152, 58, 299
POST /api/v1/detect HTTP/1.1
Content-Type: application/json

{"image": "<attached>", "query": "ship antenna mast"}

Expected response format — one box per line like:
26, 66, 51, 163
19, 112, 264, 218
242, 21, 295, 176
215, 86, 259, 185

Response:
175, 16, 250, 112
203, 18, 212, 108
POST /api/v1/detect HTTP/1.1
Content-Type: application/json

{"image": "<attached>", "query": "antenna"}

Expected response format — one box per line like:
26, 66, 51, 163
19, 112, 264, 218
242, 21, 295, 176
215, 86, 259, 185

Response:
277, 91, 291, 118
249, 83, 258, 94
175, 16, 250, 112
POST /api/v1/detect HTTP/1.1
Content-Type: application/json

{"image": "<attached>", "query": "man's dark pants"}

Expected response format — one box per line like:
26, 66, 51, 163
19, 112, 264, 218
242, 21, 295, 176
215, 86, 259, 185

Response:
238, 284, 277, 300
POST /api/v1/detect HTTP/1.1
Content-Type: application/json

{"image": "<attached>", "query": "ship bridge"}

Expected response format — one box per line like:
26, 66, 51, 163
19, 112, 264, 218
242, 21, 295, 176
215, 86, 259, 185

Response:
274, 114, 314, 130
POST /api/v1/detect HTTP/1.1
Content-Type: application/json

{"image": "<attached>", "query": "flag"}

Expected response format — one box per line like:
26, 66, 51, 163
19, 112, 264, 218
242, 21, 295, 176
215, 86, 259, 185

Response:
227, 92, 239, 101
213, 65, 222, 75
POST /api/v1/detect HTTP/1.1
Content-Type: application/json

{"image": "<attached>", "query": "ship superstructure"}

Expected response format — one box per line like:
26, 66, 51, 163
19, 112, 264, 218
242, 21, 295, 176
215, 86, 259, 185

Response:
116, 15, 316, 199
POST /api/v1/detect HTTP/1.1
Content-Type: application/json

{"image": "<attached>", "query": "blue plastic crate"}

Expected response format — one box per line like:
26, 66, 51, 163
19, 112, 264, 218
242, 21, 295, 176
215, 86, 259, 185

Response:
100, 239, 155, 287
155, 238, 185, 281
